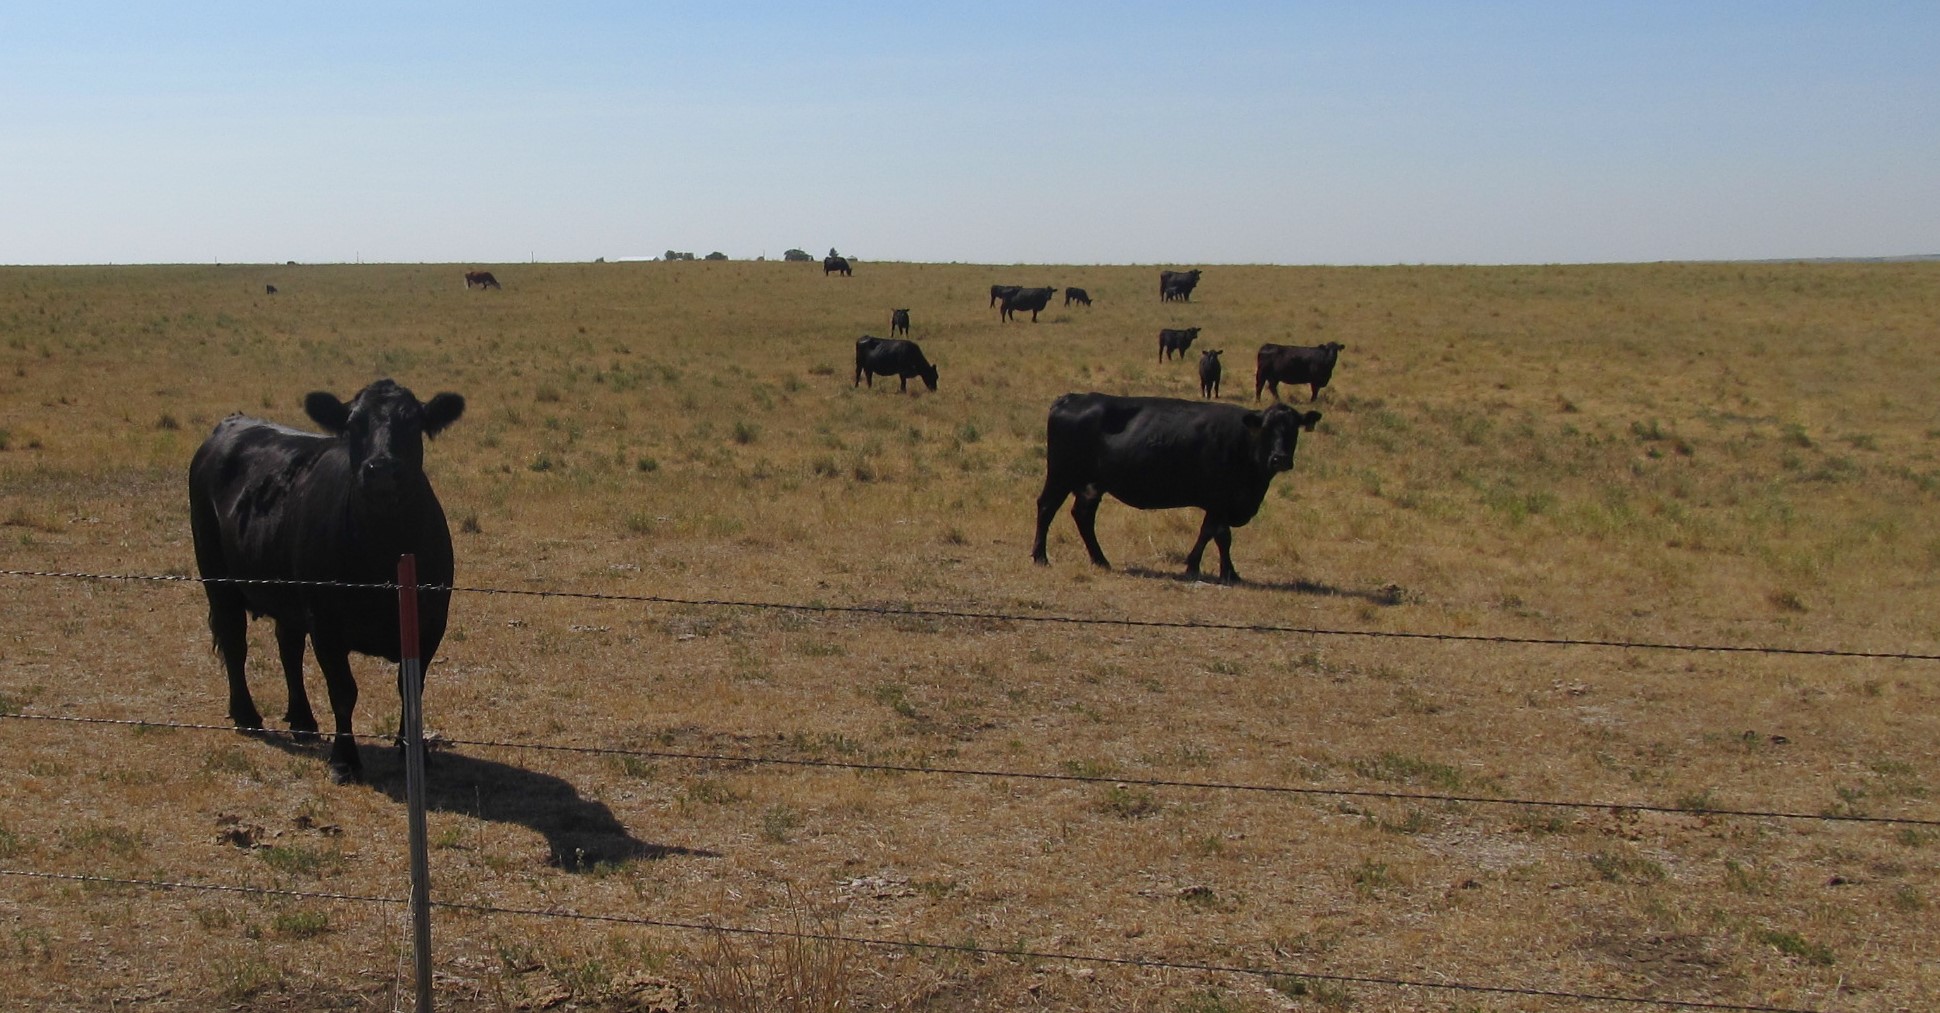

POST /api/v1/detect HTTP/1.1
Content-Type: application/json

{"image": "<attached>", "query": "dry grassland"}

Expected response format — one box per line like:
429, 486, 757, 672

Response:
1, 259, 1937, 1011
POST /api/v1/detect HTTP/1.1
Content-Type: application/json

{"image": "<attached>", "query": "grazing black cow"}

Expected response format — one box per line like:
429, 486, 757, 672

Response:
464, 270, 500, 290
1000, 286, 1057, 322
824, 256, 852, 277
1158, 326, 1202, 362
1160, 268, 1202, 302
989, 284, 1022, 307
1064, 287, 1092, 307
1254, 341, 1346, 401
890, 308, 910, 337
1031, 394, 1322, 582
188, 379, 467, 784
1198, 349, 1223, 398
854, 335, 938, 392
264, 284, 278, 295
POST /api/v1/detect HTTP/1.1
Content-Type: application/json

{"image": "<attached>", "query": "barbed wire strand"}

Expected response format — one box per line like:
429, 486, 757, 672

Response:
0, 868, 1822, 1013
5, 711, 1934, 829
2, 567, 1936, 662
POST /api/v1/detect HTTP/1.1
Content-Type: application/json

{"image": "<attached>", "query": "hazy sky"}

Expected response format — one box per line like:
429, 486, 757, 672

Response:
4, 2, 1935, 266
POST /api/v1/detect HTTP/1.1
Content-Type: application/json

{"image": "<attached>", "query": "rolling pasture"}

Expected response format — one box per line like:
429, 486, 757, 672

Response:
2, 260, 1938, 1010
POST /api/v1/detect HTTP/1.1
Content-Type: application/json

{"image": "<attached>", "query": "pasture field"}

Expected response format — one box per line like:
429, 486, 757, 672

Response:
1, 259, 1938, 1011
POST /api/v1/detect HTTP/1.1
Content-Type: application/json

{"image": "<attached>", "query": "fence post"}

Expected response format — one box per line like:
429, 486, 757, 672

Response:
397, 554, 433, 1011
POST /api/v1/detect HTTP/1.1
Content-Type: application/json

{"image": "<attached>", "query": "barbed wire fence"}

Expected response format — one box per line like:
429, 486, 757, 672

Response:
3, 566, 1934, 1011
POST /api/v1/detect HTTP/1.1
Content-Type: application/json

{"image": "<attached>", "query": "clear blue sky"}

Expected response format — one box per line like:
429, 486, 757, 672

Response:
4, 2, 1934, 265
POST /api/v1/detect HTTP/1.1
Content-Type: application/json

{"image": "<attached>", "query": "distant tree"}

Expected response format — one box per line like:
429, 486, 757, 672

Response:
704, 251, 728, 261
783, 249, 813, 262
663, 250, 697, 261
828, 247, 840, 258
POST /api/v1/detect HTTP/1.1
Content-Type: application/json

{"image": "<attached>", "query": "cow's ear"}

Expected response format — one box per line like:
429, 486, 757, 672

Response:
424, 393, 466, 436
304, 392, 350, 433
1301, 411, 1323, 431
1241, 411, 1264, 430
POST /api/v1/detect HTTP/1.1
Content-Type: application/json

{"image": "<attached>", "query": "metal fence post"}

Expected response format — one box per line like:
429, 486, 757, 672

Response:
397, 554, 433, 1011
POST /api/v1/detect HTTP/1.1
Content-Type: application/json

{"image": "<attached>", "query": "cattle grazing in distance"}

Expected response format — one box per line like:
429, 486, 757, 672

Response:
1158, 326, 1202, 362
188, 379, 467, 783
854, 335, 938, 392
824, 256, 852, 277
264, 284, 278, 295
1255, 341, 1346, 401
1032, 393, 1322, 583
1000, 286, 1057, 322
890, 308, 910, 337
1160, 268, 1202, 302
1064, 287, 1092, 307
464, 270, 501, 290
1199, 349, 1223, 398
990, 284, 1022, 308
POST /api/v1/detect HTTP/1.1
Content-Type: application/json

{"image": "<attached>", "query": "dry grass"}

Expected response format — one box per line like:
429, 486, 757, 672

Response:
1, 259, 1938, 1010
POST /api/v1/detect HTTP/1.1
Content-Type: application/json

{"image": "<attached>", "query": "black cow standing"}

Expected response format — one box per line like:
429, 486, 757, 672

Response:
188, 379, 467, 783
890, 308, 910, 336
1198, 349, 1223, 398
1000, 286, 1057, 322
264, 284, 278, 295
1064, 287, 1092, 307
464, 270, 500, 290
1160, 268, 1202, 302
824, 256, 852, 277
854, 335, 938, 392
1255, 342, 1346, 401
989, 284, 1022, 308
1031, 393, 1321, 583
1158, 326, 1201, 362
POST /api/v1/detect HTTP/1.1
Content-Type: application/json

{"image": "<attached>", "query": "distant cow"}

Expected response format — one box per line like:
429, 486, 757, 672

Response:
990, 284, 1022, 307
1031, 394, 1322, 582
264, 284, 278, 295
464, 270, 500, 290
824, 256, 852, 277
1064, 287, 1092, 307
1198, 349, 1223, 398
1255, 342, 1346, 401
188, 379, 467, 783
1158, 327, 1202, 362
854, 335, 938, 392
1000, 286, 1057, 322
1160, 269, 1202, 302
890, 308, 910, 336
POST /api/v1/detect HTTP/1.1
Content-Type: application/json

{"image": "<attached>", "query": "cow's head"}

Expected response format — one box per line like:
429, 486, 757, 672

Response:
918, 362, 939, 392
1244, 403, 1321, 472
305, 379, 465, 504
1201, 349, 1223, 362
1321, 342, 1345, 357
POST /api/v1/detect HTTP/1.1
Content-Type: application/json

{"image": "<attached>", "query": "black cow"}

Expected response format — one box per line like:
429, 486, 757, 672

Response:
264, 284, 278, 295
854, 335, 938, 392
188, 379, 467, 783
890, 308, 910, 336
1064, 287, 1092, 307
1031, 394, 1321, 582
464, 270, 500, 290
989, 284, 1022, 307
1198, 349, 1223, 398
824, 256, 852, 277
1254, 342, 1346, 401
1160, 268, 1202, 302
1000, 286, 1057, 322
1158, 326, 1202, 362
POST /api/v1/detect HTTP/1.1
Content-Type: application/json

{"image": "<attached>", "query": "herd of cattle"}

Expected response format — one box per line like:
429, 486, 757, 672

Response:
197, 263, 1346, 781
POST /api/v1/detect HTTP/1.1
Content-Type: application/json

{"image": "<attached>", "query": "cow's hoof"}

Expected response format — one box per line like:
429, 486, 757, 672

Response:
327, 760, 363, 786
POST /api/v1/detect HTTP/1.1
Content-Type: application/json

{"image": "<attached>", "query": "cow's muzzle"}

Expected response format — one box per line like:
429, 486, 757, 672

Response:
360, 458, 404, 501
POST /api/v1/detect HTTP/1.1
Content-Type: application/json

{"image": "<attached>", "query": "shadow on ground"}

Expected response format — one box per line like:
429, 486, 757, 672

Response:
258, 734, 717, 870
1120, 566, 1410, 605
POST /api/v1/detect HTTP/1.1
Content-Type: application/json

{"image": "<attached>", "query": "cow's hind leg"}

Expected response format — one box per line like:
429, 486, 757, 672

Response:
274, 621, 319, 741
1070, 490, 1111, 569
207, 592, 261, 732
1031, 483, 1072, 565
309, 637, 363, 784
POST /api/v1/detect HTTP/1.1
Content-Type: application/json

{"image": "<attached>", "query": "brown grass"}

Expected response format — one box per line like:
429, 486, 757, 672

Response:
1, 260, 1937, 1010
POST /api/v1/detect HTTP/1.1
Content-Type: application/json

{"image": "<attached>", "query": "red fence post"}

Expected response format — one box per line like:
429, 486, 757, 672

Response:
397, 554, 433, 1011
